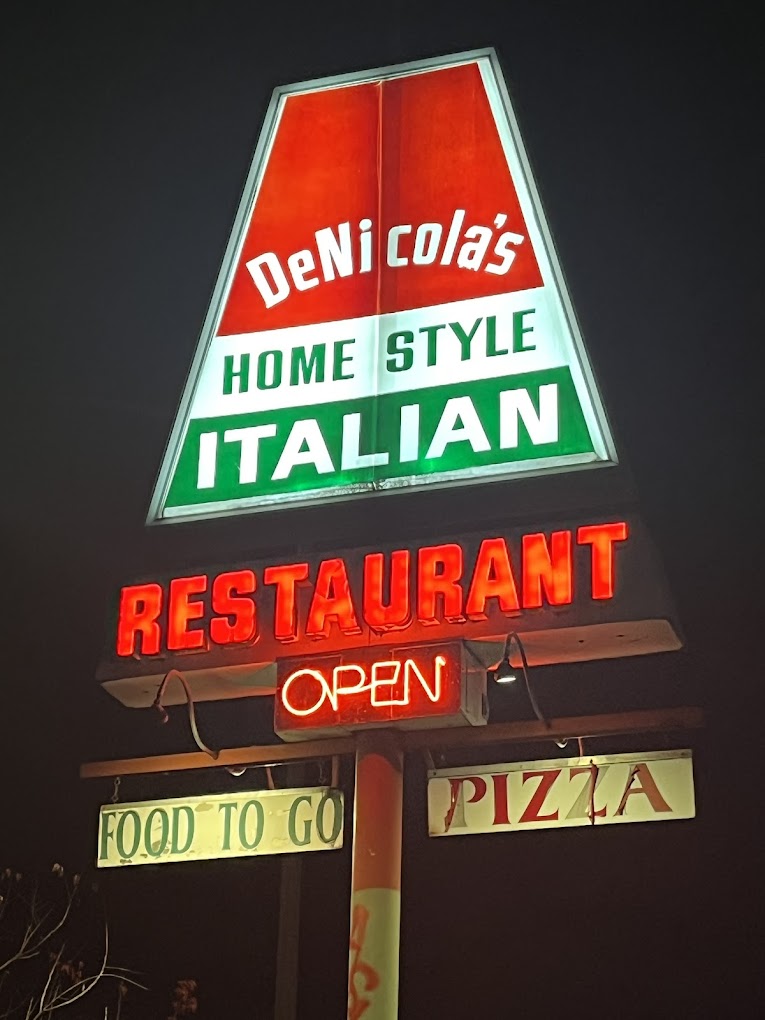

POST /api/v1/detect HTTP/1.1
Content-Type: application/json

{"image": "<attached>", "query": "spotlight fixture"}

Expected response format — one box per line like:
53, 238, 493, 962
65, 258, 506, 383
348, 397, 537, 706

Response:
492, 631, 567, 749
493, 633, 519, 684
494, 655, 518, 684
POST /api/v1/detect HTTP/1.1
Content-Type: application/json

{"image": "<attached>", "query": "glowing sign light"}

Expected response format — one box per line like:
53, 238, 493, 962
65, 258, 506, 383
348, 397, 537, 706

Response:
148, 49, 617, 524
274, 643, 486, 741
99, 515, 684, 709
114, 522, 629, 660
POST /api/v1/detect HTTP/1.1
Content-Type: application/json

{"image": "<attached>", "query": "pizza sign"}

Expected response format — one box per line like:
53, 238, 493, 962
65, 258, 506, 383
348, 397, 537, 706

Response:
148, 49, 616, 523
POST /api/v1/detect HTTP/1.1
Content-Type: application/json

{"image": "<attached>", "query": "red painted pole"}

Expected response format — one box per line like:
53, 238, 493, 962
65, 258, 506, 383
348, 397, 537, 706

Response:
347, 731, 403, 1020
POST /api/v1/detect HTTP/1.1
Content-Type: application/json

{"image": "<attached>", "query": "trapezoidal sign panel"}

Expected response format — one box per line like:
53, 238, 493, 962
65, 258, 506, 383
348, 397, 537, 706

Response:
149, 49, 617, 523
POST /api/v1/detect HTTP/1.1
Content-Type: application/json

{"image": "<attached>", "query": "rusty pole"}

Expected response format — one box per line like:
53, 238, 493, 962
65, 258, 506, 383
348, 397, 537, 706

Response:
347, 731, 403, 1020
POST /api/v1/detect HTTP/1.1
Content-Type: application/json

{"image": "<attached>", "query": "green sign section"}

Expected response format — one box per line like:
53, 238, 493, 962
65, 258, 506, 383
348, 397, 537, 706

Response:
166, 367, 593, 509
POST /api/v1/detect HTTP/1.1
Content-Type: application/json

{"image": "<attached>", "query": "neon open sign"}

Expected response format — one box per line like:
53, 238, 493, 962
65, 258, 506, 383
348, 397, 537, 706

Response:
281, 656, 448, 716
275, 643, 485, 740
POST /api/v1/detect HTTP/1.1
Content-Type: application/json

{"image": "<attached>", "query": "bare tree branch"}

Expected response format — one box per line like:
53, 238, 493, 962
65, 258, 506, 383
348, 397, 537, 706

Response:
0, 875, 76, 975
1, 867, 144, 1019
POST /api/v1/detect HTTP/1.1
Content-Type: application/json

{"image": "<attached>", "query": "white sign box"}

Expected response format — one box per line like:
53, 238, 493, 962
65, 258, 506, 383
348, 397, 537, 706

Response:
149, 49, 617, 523
97, 787, 343, 867
428, 750, 694, 836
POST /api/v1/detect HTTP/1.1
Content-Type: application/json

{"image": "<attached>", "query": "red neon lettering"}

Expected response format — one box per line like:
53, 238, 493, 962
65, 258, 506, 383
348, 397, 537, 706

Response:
116, 583, 163, 656
363, 550, 411, 631
263, 562, 309, 642
521, 531, 573, 607
417, 543, 464, 624
519, 770, 562, 823
491, 773, 511, 826
167, 575, 207, 651
465, 538, 520, 620
306, 558, 362, 638
210, 569, 257, 645
577, 522, 628, 599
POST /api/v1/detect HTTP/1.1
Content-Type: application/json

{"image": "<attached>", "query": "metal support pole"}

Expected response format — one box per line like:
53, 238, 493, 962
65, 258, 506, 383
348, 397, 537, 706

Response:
347, 731, 403, 1020
274, 856, 302, 1020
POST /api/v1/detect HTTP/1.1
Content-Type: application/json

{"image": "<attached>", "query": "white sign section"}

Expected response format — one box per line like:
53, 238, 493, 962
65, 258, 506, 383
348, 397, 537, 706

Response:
148, 48, 617, 523
428, 750, 694, 836
97, 787, 343, 867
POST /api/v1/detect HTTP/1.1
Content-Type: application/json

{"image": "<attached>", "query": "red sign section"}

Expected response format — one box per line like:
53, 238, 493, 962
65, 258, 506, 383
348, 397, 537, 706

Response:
219, 62, 542, 336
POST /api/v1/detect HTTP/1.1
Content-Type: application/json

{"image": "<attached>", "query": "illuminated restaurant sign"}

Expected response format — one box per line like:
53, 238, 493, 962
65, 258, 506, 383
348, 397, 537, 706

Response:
148, 49, 616, 523
98, 515, 682, 707
274, 642, 486, 740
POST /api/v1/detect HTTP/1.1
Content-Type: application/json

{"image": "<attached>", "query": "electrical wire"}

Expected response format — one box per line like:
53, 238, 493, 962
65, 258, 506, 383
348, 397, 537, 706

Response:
152, 669, 220, 760
503, 632, 568, 750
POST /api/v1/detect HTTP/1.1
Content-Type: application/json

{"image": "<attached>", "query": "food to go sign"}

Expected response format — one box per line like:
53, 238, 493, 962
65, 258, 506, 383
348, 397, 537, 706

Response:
97, 787, 343, 867
148, 49, 616, 523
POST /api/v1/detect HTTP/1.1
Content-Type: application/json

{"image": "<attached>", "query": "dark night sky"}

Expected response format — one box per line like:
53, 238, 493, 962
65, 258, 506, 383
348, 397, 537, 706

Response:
2, 2, 763, 1017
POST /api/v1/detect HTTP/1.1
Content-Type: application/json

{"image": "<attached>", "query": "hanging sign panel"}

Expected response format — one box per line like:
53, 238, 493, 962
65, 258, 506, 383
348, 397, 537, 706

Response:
428, 750, 695, 837
148, 48, 617, 523
97, 787, 343, 867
